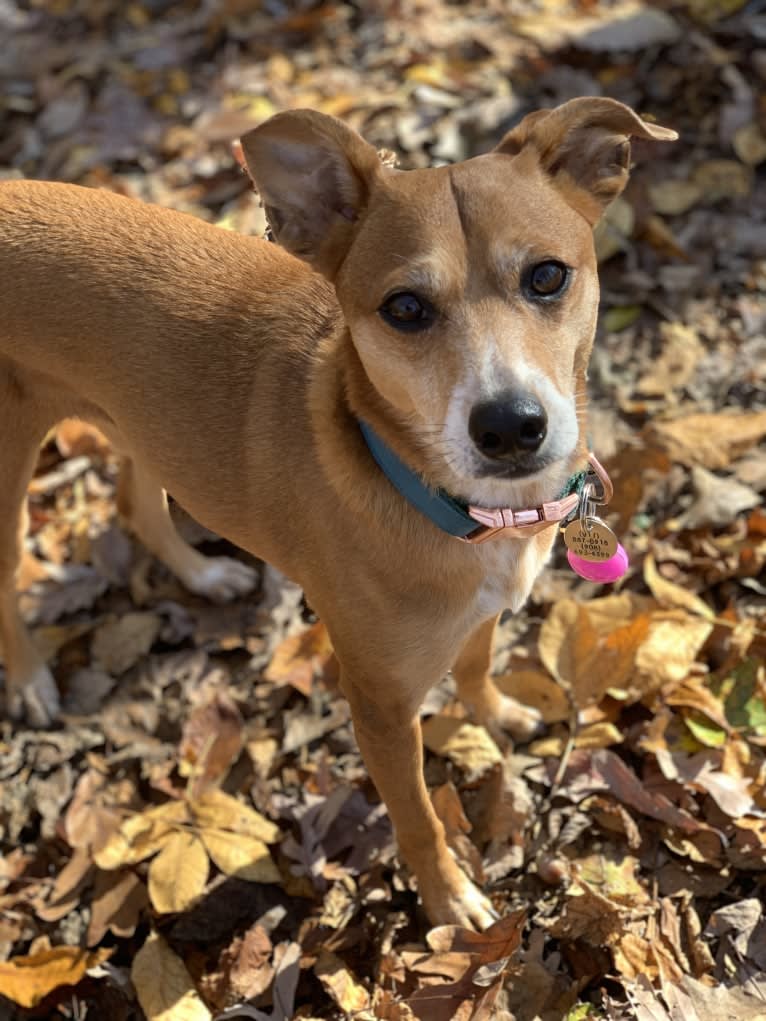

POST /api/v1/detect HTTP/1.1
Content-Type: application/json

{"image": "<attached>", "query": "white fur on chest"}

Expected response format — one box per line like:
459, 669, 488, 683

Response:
472, 537, 550, 619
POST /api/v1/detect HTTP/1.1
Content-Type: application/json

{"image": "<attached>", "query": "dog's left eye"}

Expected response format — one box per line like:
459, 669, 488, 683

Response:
379, 292, 434, 331
526, 260, 569, 299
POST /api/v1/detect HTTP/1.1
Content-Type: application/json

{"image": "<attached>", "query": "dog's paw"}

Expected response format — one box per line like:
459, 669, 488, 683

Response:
491, 693, 543, 743
419, 865, 498, 930
185, 557, 258, 603
7, 664, 61, 727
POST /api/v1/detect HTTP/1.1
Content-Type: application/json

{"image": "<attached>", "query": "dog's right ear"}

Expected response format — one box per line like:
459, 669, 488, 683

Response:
236, 111, 383, 278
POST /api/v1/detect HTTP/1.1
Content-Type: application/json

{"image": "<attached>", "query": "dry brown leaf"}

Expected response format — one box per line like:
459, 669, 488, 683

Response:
315, 949, 370, 1013
405, 912, 525, 1021
421, 715, 502, 778
263, 620, 334, 696
178, 690, 244, 795
148, 831, 209, 913
93, 799, 189, 870
538, 598, 651, 708
228, 924, 274, 1001
132, 931, 211, 1021
0, 946, 113, 1008
495, 668, 569, 723
643, 554, 713, 619
87, 869, 148, 946
635, 612, 713, 689
646, 410, 766, 470
649, 179, 703, 215
677, 465, 761, 530
64, 767, 138, 855
91, 611, 161, 674
692, 158, 753, 201
636, 322, 703, 396
547, 878, 624, 946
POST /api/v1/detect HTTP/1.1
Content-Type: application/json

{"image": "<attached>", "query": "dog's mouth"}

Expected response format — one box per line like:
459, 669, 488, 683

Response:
473, 452, 557, 480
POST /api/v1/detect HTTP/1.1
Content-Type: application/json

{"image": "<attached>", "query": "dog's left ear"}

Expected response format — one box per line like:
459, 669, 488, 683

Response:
495, 97, 677, 224
236, 110, 383, 278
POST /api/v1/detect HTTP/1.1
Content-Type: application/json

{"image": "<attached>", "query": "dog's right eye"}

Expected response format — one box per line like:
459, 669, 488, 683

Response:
379, 292, 434, 332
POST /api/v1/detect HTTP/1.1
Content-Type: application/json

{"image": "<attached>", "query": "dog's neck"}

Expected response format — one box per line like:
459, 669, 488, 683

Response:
358, 419, 590, 544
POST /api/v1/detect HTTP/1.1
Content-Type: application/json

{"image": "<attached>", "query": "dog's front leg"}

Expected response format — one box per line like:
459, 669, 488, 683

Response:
453, 615, 542, 743
342, 672, 497, 929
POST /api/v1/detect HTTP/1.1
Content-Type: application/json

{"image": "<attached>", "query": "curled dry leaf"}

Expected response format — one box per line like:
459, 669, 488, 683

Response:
93, 798, 189, 870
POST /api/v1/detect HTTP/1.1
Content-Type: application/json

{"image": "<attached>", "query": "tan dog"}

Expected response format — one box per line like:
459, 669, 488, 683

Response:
0, 98, 675, 927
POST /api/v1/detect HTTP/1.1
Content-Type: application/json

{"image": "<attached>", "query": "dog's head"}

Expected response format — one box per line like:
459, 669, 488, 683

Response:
238, 99, 676, 509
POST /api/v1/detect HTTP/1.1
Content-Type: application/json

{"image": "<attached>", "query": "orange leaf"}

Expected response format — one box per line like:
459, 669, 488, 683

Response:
263, 621, 334, 696
0, 946, 112, 1008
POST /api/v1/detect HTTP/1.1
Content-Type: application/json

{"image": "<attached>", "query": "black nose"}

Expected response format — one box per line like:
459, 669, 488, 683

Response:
468, 392, 548, 460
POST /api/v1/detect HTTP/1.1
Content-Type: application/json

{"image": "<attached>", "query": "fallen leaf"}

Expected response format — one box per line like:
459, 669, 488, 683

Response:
677, 465, 760, 530
636, 322, 703, 396
643, 554, 713, 619
148, 831, 209, 913
421, 715, 502, 778
132, 931, 211, 1021
93, 799, 189, 870
0, 946, 112, 1008
87, 869, 148, 946
178, 690, 244, 796
200, 828, 280, 883
647, 411, 766, 470
264, 620, 334, 696
91, 611, 161, 674
315, 949, 370, 1013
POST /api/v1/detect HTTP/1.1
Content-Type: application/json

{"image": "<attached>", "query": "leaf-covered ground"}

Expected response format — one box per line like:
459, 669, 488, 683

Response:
1, 1, 765, 1019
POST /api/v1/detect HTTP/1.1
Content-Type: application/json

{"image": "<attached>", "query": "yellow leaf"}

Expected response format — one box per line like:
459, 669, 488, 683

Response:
0, 946, 112, 1008
190, 788, 280, 844
93, 800, 189, 870
574, 722, 624, 749
636, 612, 713, 687
132, 931, 211, 1021
201, 829, 280, 883
538, 599, 599, 691
148, 832, 209, 913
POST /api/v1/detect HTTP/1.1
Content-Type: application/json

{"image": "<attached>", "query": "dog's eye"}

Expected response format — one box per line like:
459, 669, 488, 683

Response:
379, 292, 434, 331
526, 261, 569, 298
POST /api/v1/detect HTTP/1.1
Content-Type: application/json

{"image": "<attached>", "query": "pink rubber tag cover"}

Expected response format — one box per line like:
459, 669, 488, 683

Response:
567, 544, 629, 583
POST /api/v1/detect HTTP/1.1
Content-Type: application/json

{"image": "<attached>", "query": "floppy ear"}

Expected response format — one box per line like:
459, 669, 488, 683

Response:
237, 110, 383, 277
495, 97, 677, 224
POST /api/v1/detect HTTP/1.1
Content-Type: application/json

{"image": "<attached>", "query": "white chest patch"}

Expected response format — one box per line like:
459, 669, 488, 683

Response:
473, 538, 550, 619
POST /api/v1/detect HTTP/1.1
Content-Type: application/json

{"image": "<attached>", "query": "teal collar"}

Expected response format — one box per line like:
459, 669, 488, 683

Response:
359, 420, 593, 544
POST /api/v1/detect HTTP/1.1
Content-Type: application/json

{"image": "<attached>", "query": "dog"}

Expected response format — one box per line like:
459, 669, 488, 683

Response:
0, 98, 675, 927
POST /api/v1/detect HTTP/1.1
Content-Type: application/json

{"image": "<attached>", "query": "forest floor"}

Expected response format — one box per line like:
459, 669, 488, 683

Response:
1, 1, 765, 1018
